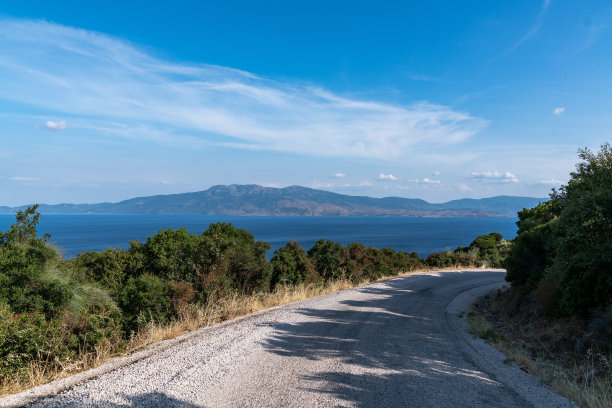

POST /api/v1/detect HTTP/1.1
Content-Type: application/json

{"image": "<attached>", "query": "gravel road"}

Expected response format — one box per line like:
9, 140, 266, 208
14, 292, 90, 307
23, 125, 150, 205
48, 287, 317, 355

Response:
2, 270, 578, 408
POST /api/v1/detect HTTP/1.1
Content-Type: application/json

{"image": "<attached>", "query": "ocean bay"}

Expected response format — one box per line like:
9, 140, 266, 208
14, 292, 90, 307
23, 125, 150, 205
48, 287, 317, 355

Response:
0, 214, 518, 258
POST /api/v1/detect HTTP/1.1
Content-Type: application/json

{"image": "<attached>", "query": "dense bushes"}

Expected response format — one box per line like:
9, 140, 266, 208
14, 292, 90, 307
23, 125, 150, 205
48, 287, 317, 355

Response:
0, 206, 122, 380
270, 241, 318, 288
425, 232, 511, 269
506, 143, 612, 316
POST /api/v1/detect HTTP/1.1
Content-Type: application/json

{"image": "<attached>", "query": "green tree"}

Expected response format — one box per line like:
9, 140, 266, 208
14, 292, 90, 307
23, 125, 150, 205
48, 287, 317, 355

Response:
194, 223, 271, 298
307, 239, 347, 281
270, 241, 317, 288
554, 143, 612, 315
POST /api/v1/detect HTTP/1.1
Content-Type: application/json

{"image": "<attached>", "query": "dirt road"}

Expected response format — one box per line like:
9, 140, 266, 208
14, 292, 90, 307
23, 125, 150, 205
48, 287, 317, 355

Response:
2, 270, 577, 407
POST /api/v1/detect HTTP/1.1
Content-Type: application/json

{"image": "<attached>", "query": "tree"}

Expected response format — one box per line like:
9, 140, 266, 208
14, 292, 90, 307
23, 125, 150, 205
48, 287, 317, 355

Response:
505, 143, 612, 315
270, 241, 316, 288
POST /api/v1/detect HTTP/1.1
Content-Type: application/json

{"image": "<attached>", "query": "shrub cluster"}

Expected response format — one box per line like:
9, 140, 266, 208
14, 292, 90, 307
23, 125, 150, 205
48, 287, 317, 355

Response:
505, 143, 612, 316
425, 232, 511, 269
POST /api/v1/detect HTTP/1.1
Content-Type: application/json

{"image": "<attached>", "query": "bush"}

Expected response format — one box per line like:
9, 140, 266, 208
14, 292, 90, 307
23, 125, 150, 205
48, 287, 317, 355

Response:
117, 274, 177, 332
70, 248, 129, 294
506, 143, 612, 316
307, 239, 347, 281
425, 251, 454, 268
270, 241, 317, 289
194, 223, 271, 298
139, 228, 199, 283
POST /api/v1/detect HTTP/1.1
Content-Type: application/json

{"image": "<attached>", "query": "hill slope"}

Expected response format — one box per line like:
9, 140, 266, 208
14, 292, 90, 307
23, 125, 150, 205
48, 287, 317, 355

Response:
0, 185, 546, 217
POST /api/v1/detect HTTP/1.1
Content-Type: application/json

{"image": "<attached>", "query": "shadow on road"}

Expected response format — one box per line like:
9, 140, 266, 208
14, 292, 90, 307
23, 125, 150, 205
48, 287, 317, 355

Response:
261, 271, 520, 407
36, 391, 201, 408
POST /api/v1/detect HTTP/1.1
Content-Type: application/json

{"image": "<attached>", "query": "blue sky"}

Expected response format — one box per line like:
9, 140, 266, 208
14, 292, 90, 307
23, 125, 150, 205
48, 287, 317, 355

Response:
1, 0, 611, 206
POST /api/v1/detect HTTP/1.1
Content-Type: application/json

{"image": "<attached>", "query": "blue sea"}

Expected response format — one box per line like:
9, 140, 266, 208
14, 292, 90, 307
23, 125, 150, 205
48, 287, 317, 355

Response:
0, 214, 518, 258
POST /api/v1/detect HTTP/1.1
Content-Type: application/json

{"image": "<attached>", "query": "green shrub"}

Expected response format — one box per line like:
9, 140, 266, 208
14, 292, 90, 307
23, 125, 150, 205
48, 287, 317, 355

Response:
270, 241, 317, 289
307, 239, 347, 281
70, 248, 129, 294
425, 251, 453, 268
505, 143, 612, 316
0, 303, 75, 380
117, 274, 177, 332
139, 228, 199, 283
194, 223, 271, 298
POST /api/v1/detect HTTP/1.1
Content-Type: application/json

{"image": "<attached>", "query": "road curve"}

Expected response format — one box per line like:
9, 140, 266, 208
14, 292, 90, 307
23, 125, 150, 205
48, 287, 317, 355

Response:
2, 270, 577, 408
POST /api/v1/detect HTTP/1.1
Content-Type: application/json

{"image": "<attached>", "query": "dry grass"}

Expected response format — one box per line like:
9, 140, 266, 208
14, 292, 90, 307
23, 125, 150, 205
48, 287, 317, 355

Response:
469, 290, 612, 408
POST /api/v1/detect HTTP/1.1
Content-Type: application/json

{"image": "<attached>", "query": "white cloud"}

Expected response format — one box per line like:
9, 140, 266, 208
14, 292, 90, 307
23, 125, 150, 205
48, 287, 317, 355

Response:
457, 183, 472, 193
9, 176, 39, 181
359, 181, 373, 186
377, 173, 400, 181
420, 177, 440, 184
311, 181, 334, 189
470, 171, 519, 183
0, 19, 487, 160
536, 178, 564, 185
45, 120, 67, 130
432, 171, 441, 176
329, 173, 346, 178
553, 107, 565, 116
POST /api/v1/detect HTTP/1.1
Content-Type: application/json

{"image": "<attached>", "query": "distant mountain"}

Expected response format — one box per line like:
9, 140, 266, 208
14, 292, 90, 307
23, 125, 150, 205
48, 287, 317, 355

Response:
0, 185, 547, 217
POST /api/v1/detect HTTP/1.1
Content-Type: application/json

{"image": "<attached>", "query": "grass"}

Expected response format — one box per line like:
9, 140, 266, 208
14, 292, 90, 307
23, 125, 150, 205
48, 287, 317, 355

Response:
468, 291, 612, 408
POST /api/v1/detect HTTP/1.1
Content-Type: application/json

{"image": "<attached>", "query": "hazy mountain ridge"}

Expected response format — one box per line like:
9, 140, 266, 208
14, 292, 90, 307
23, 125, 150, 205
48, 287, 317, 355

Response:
0, 185, 547, 217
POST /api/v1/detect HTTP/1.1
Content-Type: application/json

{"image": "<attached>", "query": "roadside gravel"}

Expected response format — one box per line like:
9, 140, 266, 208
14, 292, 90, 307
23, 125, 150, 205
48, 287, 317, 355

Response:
1, 270, 579, 408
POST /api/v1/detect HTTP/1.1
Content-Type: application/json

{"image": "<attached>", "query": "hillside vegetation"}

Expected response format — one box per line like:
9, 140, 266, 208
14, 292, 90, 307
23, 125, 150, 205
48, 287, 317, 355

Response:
0, 206, 504, 394
473, 143, 612, 408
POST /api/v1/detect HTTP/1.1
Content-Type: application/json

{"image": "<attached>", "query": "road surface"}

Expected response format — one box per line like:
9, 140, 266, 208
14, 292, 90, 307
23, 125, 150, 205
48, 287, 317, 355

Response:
2, 270, 577, 408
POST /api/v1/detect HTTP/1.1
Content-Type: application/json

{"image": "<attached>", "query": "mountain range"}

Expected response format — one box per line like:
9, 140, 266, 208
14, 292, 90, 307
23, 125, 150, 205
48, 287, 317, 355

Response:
0, 185, 546, 217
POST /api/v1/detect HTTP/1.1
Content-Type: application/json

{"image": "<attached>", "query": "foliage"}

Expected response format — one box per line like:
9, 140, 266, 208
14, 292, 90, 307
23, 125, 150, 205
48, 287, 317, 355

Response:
117, 274, 177, 332
194, 222, 271, 298
554, 143, 612, 315
138, 228, 199, 283
506, 143, 612, 316
270, 241, 317, 288
307, 239, 348, 281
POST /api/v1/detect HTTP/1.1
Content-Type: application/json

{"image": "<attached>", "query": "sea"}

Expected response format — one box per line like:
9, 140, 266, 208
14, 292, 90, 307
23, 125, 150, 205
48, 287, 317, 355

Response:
0, 214, 518, 259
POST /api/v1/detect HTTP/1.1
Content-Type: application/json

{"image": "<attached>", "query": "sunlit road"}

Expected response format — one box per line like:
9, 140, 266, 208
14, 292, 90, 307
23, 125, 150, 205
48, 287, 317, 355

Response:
5, 270, 576, 408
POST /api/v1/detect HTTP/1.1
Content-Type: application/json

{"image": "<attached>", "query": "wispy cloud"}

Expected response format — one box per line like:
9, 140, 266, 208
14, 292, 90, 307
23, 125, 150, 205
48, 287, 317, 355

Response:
329, 173, 346, 178
311, 181, 335, 189
488, 0, 551, 64
0, 19, 486, 160
566, 14, 612, 57
420, 177, 440, 184
9, 176, 40, 181
377, 173, 400, 181
45, 120, 67, 130
535, 178, 564, 186
553, 107, 565, 116
470, 171, 519, 183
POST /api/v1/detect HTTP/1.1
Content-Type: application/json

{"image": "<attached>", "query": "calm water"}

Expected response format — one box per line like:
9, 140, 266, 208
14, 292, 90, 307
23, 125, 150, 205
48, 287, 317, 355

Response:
0, 214, 518, 258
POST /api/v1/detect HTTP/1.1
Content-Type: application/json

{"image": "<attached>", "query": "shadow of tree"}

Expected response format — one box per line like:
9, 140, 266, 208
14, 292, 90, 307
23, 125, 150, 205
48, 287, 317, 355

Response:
41, 391, 202, 407
261, 271, 526, 407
